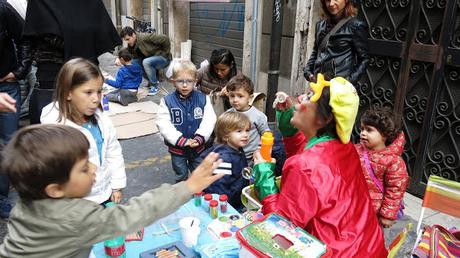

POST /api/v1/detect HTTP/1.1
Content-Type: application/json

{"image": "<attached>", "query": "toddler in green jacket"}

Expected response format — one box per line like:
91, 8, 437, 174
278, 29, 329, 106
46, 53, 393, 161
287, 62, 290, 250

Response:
0, 124, 223, 258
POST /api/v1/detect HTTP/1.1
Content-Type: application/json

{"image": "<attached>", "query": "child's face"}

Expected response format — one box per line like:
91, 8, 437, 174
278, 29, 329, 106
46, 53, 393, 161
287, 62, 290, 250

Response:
228, 88, 252, 111
67, 77, 103, 121
360, 123, 387, 151
173, 71, 196, 97
226, 125, 250, 149
61, 157, 97, 198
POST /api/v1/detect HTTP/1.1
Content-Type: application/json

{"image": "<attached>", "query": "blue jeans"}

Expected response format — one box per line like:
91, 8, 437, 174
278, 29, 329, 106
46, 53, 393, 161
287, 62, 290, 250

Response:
171, 153, 201, 182
142, 55, 169, 85
0, 81, 20, 204
0, 81, 20, 144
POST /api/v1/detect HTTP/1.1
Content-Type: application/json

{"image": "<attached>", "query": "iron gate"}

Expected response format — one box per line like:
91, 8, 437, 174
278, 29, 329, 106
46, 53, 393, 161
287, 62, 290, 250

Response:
356, 0, 460, 196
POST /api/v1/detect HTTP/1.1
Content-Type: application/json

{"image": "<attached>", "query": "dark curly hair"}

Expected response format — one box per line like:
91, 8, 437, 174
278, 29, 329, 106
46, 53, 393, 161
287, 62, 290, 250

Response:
360, 107, 400, 145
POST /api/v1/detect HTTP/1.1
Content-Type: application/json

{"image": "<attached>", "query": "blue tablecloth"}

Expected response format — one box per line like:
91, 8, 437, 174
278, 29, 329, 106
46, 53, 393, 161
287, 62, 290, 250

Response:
92, 194, 242, 257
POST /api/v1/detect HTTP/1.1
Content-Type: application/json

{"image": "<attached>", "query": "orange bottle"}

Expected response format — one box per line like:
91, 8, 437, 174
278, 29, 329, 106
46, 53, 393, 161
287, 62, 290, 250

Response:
260, 132, 274, 161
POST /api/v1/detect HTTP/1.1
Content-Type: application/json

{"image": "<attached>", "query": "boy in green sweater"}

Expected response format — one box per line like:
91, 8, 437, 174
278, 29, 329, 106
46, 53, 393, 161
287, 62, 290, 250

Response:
0, 124, 222, 258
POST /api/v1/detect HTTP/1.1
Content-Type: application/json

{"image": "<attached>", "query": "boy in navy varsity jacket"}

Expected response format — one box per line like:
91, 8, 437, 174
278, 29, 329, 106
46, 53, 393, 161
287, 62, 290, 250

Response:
156, 59, 216, 182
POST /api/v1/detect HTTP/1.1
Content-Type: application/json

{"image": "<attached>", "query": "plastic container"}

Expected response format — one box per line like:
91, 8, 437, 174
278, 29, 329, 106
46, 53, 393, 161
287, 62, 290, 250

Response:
194, 192, 203, 207
203, 194, 213, 212
209, 200, 218, 219
104, 202, 126, 258
260, 132, 274, 161
102, 95, 110, 111
219, 194, 228, 213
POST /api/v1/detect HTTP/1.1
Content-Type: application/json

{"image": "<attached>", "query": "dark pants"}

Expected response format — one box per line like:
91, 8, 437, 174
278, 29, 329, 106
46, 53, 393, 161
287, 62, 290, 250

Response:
0, 81, 20, 207
171, 152, 201, 182
29, 62, 62, 124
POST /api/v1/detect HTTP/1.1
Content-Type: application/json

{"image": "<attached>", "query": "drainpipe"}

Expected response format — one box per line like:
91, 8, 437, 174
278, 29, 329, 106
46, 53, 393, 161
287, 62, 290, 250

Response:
250, 0, 259, 87
265, 0, 284, 123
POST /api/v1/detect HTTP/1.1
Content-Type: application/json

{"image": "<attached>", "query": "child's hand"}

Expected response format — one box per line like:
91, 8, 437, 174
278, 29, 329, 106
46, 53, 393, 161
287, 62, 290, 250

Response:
186, 152, 224, 194
253, 150, 276, 165
184, 139, 194, 147
190, 140, 200, 148
379, 217, 395, 228
111, 189, 123, 203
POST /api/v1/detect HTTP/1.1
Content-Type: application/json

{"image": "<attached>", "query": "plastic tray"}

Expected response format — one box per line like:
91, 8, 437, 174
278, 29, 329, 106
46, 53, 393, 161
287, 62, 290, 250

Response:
139, 241, 196, 258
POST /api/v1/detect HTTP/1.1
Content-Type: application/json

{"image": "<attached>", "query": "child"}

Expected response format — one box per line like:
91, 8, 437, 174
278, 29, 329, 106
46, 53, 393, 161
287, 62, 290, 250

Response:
198, 111, 250, 210
354, 107, 409, 228
105, 48, 143, 106
226, 74, 270, 164
0, 124, 223, 257
40, 58, 126, 205
156, 59, 216, 182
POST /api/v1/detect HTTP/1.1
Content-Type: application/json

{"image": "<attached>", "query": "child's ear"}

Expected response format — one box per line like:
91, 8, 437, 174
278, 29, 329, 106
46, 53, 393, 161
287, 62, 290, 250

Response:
66, 93, 72, 101
44, 183, 65, 199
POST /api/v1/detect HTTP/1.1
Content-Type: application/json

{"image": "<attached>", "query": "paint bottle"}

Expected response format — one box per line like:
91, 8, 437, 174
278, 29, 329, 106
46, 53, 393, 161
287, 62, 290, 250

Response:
194, 192, 203, 207
203, 194, 213, 212
209, 200, 218, 219
104, 202, 126, 258
219, 194, 228, 213
260, 132, 274, 161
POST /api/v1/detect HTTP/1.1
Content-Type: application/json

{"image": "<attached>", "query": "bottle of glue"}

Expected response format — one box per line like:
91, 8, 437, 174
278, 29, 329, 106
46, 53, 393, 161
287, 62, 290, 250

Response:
260, 132, 274, 162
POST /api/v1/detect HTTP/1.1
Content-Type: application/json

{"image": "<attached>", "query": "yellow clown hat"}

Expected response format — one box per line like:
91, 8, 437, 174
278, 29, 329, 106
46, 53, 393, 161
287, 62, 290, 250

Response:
309, 74, 359, 144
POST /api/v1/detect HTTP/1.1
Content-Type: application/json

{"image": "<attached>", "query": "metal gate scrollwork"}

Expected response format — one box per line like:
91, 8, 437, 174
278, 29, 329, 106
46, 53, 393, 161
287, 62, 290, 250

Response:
357, 0, 460, 196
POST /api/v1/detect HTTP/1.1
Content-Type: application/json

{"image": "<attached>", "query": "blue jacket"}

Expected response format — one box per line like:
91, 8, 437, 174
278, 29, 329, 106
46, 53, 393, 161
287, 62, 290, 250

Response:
199, 144, 249, 209
105, 62, 142, 89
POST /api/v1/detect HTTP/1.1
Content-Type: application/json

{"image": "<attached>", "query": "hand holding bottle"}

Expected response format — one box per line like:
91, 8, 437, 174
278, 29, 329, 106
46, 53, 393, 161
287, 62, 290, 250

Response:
272, 92, 293, 111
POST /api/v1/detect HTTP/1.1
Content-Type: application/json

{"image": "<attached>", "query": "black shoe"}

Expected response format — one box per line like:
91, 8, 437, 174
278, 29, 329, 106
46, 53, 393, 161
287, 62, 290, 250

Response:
117, 94, 128, 106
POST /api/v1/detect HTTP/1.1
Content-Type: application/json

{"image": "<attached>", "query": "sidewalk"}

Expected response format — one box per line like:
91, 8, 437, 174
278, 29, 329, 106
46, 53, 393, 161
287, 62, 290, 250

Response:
385, 192, 460, 257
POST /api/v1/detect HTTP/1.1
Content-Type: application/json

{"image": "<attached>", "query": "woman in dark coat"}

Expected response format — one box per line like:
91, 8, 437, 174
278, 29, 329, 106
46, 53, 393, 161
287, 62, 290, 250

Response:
304, 0, 369, 85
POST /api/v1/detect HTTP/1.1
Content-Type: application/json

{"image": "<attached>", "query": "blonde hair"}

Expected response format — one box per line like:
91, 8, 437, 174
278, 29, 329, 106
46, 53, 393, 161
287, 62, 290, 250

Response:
53, 58, 103, 124
171, 59, 197, 79
215, 111, 251, 144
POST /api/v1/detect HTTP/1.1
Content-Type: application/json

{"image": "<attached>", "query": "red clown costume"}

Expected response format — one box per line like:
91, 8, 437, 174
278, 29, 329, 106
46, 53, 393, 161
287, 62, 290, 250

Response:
254, 75, 388, 257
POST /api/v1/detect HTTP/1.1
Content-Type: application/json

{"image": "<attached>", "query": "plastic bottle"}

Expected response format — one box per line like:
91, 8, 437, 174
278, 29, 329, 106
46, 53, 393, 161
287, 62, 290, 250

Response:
102, 95, 110, 111
260, 132, 275, 161
203, 194, 213, 212
219, 194, 228, 213
209, 200, 218, 219
194, 192, 203, 207
104, 202, 126, 258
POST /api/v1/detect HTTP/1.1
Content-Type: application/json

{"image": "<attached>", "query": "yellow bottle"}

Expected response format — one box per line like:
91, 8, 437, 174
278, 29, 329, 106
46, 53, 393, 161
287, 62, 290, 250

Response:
260, 132, 274, 162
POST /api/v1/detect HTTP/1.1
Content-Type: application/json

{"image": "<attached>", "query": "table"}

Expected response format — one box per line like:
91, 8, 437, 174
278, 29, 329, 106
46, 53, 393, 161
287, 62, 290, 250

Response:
92, 194, 244, 257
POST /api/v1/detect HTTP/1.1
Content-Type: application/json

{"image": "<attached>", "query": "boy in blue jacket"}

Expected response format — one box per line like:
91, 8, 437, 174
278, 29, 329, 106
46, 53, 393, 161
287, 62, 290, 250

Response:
105, 48, 143, 106
197, 111, 250, 210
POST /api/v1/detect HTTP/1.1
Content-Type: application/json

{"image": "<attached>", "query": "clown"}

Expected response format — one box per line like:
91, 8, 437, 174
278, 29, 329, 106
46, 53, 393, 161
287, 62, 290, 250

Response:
253, 74, 388, 257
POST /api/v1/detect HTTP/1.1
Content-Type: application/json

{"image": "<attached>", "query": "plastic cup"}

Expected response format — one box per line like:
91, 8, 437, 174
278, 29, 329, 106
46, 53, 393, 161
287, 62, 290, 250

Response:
179, 217, 201, 248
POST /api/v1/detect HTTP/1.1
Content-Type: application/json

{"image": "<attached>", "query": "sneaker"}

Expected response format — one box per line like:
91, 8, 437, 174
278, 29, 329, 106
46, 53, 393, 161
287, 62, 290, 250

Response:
0, 199, 12, 219
117, 94, 128, 106
148, 86, 159, 96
